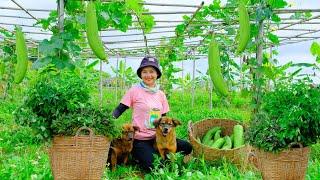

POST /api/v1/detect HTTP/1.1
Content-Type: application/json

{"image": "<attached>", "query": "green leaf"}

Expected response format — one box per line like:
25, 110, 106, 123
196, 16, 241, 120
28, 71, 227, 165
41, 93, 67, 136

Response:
310, 42, 320, 56
141, 15, 155, 33
3, 45, 14, 54
290, 12, 303, 19
226, 27, 236, 35
271, 14, 281, 22
32, 57, 52, 69
0, 29, 14, 37
60, 31, 73, 41
262, 65, 275, 80
292, 63, 315, 68
241, 0, 249, 5
39, 40, 59, 56
51, 55, 74, 70
104, 2, 133, 32
267, 32, 279, 45
35, 11, 57, 30
125, 0, 142, 15
290, 68, 302, 76
66, 42, 81, 56
305, 12, 312, 18
65, 0, 83, 13
86, 60, 99, 69
175, 24, 186, 36
279, 61, 293, 72
256, 7, 273, 21
267, 0, 287, 9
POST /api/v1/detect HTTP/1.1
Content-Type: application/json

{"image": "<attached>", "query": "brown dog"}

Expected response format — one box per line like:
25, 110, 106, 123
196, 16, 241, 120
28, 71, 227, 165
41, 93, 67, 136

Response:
153, 117, 181, 159
109, 123, 139, 171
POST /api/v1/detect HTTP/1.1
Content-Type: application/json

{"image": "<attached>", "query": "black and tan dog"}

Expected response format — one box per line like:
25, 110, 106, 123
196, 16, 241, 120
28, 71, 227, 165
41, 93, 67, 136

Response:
153, 117, 181, 159
109, 123, 139, 171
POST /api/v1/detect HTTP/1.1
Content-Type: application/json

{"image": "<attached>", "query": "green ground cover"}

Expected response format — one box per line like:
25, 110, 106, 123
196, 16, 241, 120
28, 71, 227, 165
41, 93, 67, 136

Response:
0, 86, 319, 179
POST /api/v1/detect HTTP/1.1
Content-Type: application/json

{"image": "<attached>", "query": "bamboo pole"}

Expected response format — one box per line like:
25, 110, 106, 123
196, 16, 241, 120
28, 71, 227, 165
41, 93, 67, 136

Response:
209, 80, 213, 110
142, 8, 320, 15
2, 20, 320, 32
10, 0, 40, 21
133, 13, 149, 55
239, 56, 244, 91
115, 54, 119, 103
274, 14, 320, 31
4, 13, 320, 26
0, 6, 52, 12
253, 20, 264, 113
57, 0, 64, 32
2, 26, 319, 41
0, 22, 41, 28
191, 50, 196, 108
274, 8, 320, 13
99, 59, 103, 109
267, 46, 273, 91
279, 37, 319, 46
0, 26, 37, 46
2, 3, 320, 13
181, 60, 184, 96
281, 29, 320, 41
0, 14, 34, 20
142, 2, 200, 8
124, 56, 127, 92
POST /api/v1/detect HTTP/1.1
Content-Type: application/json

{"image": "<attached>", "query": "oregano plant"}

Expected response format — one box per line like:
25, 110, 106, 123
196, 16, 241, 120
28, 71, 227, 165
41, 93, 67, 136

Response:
246, 79, 320, 152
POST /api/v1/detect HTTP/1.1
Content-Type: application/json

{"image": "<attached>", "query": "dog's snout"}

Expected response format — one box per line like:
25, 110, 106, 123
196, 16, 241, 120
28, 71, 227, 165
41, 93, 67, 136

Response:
163, 128, 168, 133
128, 132, 134, 141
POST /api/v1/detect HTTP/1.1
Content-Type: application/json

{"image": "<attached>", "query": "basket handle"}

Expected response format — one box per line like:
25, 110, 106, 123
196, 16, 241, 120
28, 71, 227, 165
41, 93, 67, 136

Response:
75, 126, 94, 146
247, 150, 259, 168
288, 142, 303, 148
288, 142, 304, 157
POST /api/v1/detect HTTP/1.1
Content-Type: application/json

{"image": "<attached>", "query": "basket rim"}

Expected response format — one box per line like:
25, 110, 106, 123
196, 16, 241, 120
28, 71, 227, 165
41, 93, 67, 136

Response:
191, 118, 244, 125
53, 135, 110, 138
253, 145, 310, 153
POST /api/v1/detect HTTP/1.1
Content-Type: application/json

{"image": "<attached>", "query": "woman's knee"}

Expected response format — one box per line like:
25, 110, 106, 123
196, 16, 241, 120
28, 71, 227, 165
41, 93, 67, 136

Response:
132, 140, 156, 171
177, 139, 193, 155
132, 151, 154, 171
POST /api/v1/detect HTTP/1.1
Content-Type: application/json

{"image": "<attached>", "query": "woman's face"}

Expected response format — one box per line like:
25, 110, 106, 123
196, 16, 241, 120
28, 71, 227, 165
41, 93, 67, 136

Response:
141, 66, 158, 87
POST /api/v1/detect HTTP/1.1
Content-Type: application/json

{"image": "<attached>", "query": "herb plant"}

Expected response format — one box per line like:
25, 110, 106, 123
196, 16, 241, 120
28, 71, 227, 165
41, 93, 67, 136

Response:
14, 70, 119, 141
246, 80, 320, 152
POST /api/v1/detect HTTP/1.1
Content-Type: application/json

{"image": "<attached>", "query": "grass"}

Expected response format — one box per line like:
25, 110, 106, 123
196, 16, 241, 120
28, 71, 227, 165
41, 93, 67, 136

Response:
0, 86, 319, 179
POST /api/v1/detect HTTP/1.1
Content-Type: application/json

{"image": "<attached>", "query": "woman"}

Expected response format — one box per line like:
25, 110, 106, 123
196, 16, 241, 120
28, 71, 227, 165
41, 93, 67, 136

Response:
112, 56, 192, 172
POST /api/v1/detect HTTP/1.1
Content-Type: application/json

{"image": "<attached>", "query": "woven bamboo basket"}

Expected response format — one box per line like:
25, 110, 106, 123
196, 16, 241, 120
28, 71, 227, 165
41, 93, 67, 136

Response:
188, 119, 250, 164
49, 127, 111, 180
253, 144, 310, 180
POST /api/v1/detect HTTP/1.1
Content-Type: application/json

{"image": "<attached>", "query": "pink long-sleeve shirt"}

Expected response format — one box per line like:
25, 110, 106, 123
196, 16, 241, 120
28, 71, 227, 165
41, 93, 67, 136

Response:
121, 85, 169, 140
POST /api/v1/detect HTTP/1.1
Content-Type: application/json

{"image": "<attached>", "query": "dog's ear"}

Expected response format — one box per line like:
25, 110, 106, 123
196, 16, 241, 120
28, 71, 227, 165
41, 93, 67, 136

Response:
133, 126, 140, 132
173, 119, 182, 127
153, 118, 161, 127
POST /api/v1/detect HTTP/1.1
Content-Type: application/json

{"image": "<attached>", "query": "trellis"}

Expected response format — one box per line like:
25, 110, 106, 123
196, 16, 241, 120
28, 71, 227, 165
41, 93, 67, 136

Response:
0, 0, 319, 108
1, 2, 320, 55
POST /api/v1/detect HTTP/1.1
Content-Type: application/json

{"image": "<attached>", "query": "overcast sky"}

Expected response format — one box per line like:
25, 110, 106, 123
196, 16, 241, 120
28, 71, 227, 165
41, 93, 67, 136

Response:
0, 0, 319, 83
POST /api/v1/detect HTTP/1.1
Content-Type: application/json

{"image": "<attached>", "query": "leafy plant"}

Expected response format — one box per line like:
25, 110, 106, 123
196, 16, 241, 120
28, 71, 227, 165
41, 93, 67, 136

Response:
145, 153, 260, 180
33, 0, 150, 70
111, 60, 138, 88
0, 30, 17, 99
155, 40, 184, 98
310, 41, 320, 63
51, 106, 119, 137
14, 70, 119, 141
247, 80, 320, 152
